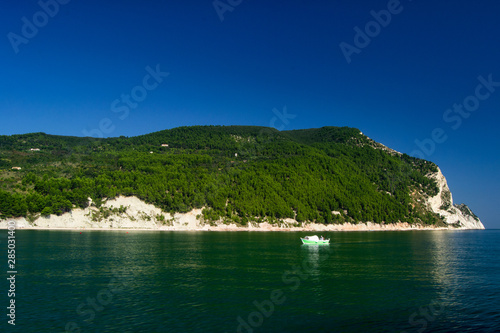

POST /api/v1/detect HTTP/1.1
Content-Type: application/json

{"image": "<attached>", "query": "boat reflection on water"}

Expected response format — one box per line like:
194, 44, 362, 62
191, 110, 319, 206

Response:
300, 237, 331, 275
298, 237, 331, 301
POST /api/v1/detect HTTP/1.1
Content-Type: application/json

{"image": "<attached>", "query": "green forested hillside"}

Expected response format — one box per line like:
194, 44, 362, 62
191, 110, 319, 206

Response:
0, 126, 441, 225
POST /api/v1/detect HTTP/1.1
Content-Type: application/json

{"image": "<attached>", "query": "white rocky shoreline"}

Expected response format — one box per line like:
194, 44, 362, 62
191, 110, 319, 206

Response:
0, 190, 484, 232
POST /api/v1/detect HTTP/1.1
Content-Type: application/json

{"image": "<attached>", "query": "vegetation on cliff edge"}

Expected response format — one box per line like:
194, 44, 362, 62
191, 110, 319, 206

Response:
0, 126, 440, 225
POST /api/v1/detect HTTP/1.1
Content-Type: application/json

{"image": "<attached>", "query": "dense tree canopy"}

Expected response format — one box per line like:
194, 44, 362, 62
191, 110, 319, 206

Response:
0, 126, 440, 225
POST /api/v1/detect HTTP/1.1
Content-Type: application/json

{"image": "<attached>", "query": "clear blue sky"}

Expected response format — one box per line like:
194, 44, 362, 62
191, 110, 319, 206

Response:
1, 0, 499, 228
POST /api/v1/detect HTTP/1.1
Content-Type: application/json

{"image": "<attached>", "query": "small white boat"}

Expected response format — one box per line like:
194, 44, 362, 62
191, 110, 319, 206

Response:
300, 235, 330, 245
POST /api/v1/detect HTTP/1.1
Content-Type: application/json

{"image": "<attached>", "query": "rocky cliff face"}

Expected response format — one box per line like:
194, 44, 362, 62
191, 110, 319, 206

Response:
426, 167, 484, 229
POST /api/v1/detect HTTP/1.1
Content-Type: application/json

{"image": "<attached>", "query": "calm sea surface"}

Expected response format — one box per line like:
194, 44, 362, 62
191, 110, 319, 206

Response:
3, 229, 500, 332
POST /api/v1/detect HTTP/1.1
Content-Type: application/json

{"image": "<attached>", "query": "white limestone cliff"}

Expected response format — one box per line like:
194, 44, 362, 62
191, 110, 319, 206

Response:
0, 170, 485, 230
426, 167, 484, 229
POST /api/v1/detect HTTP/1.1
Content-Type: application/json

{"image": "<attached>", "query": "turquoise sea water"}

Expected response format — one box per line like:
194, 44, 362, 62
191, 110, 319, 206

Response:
3, 229, 499, 332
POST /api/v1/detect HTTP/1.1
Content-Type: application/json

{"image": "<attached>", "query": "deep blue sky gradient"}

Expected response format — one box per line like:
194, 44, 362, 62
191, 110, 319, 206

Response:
1, 0, 499, 228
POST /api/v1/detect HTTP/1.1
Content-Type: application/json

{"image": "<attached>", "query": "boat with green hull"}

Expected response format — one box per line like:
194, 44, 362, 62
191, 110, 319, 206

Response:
301, 235, 330, 245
